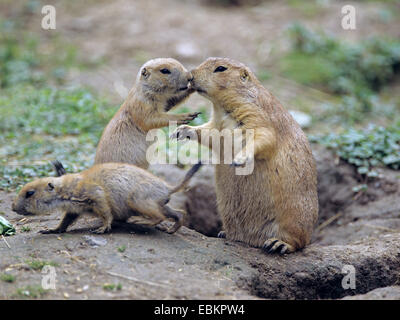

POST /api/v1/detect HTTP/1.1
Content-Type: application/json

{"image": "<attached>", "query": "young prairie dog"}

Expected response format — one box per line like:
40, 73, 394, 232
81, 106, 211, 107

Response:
95, 58, 200, 168
172, 57, 318, 254
12, 161, 202, 234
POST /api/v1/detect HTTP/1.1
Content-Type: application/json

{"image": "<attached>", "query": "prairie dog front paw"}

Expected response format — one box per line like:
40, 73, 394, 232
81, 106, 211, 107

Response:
176, 112, 201, 125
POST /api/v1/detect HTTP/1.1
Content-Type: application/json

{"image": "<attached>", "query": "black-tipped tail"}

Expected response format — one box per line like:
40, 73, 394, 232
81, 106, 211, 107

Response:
51, 160, 66, 177
170, 162, 202, 194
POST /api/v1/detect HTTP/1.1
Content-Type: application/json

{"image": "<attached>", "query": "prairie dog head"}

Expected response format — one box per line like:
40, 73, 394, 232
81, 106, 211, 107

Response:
190, 57, 258, 106
137, 58, 194, 111
12, 177, 61, 216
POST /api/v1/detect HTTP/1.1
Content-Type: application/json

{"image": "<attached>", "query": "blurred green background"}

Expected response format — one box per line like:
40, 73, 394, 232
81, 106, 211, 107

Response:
0, 0, 399, 190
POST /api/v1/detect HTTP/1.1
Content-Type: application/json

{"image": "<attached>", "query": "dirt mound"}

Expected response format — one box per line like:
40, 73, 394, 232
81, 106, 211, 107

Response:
342, 286, 400, 300
249, 233, 400, 299
312, 144, 400, 245
314, 144, 398, 224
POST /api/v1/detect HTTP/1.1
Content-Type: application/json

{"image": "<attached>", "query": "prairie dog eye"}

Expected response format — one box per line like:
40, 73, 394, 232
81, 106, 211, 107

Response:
160, 68, 171, 74
214, 66, 227, 73
26, 190, 35, 198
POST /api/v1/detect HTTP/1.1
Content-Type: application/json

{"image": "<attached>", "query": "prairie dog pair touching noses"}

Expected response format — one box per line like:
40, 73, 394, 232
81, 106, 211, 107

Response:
173, 58, 319, 254
12, 162, 202, 234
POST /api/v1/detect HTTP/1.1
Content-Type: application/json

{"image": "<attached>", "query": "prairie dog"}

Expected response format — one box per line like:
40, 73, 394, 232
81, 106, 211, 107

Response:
12, 162, 202, 234
95, 58, 200, 168
172, 57, 318, 254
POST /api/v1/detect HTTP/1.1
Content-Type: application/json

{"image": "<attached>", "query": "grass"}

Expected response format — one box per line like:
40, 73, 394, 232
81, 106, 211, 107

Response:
280, 52, 338, 87
0, 86, 115, 138
21, 226, 31, 232
1, 273, 16, 283
279, 23, 400, 125
287, 0, 325, 17
0, 85, 117, 191
14, 285, 48, 299
285, 23, 400, 95
25, 259, 59, 271
0, 15, 102, 88
103, 283, 122, 291
256, 70, 272, 82
0, 21, 44, 88
117, 245, 126, 253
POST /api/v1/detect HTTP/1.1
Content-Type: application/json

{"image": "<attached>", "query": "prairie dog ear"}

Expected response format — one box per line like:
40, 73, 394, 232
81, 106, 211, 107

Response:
141, 67, 149, 79
51, 160, 66, 177
240, 69, 249, 82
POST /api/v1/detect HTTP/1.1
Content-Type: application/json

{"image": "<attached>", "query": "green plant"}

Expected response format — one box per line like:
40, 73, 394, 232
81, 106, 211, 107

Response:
312, 124, 400, 175
0, 18, 91, 88
352, 184, 368, 193
280, 52, 338, 86
286, 24, 400, 95
117, 245, 126, 253
0, 85, 117, 191
21, 226, 31, 232
0, 86, 115, 138
14, 285, 48, 299
283, 23, 400, 124
287, 0, 324, 17
103, 283, 122, 291
1, 273, 16, 283
0, 21, 44, 88
25, 259, 59, 271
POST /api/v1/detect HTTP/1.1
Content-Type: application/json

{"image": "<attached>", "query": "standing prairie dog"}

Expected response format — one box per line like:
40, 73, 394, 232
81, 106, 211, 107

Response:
12, 162, 202, 234
95, 58, 200, 168
172, 57, 318, 254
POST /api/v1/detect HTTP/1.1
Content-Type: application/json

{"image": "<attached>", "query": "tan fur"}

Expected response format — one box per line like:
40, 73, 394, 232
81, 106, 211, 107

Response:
95, 58, 199, 168
173, 57, 318, 254
12, 162, 201, 234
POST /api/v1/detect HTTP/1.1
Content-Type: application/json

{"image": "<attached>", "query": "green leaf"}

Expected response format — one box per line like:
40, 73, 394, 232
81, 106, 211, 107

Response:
382, 154, 400, 165
0, 216, 16, 236
357, 166, 369, 175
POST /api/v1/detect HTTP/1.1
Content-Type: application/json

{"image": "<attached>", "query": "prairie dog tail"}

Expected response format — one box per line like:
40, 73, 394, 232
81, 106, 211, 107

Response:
169, 162, 202, 195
